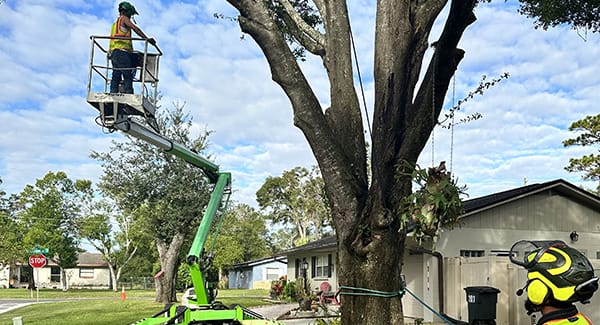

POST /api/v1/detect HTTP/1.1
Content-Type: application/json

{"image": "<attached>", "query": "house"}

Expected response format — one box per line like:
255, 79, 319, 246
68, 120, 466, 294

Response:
9, 252, 111, 289
228, 256, 287, 290
283, 179, 600, 324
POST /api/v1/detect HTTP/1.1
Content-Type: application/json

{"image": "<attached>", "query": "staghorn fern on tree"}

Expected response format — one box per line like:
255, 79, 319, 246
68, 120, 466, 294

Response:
398, 161, 467, 242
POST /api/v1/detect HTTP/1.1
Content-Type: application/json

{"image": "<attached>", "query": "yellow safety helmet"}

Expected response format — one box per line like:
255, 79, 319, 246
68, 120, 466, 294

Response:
510, 240, 598, 309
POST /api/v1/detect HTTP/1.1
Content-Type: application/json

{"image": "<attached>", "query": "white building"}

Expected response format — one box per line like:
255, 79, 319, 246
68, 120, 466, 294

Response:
284, 179, 600, 324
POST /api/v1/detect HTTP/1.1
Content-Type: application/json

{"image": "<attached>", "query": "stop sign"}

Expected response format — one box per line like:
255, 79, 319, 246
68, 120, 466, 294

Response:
29, 254, 47, 268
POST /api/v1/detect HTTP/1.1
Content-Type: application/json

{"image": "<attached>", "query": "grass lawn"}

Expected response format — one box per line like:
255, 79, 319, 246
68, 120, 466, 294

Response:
0, 288, 273, 324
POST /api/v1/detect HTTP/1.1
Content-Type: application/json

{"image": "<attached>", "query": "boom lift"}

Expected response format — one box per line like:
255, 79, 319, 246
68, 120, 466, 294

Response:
87, 35, 285, 325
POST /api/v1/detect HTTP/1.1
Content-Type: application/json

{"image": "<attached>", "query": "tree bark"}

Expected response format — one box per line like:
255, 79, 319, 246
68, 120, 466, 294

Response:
226, 0, 477, 323
154, 232, 185, 303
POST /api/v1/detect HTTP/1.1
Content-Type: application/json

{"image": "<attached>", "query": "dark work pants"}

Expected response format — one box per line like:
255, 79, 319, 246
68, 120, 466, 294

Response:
110, 50, 134, 94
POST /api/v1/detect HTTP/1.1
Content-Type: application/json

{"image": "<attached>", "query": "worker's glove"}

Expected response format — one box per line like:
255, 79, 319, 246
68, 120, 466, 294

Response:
148, 38, 156, 46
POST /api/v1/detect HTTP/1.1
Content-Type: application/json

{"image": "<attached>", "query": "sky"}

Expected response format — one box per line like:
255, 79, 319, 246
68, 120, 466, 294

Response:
0, 0, 598, 208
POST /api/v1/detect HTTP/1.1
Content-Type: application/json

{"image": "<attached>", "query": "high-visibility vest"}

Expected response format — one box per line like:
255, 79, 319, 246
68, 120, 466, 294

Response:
541, 312, 592, 324
109, 16, 132, 52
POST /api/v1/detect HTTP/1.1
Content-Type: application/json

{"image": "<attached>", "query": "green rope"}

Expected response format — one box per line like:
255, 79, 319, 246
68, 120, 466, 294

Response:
338, 280, 454, 325
339, 284, 404, 298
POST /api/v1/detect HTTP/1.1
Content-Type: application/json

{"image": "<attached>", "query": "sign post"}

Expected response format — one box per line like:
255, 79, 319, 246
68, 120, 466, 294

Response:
29, 254, 47, 302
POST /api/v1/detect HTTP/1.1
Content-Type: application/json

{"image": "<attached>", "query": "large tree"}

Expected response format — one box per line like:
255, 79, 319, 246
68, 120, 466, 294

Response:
91, 104, 213, 303
18, 171, 91, 291
223, 0, 595, 323
78, 198, 145, 291
0, 178, 24, 268
256, 166, 330, 247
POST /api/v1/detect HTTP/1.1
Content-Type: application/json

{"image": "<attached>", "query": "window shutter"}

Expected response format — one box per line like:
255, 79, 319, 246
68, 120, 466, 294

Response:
311, 256, 316, 278
295, 258, 300, 278
327, 254, 332, 277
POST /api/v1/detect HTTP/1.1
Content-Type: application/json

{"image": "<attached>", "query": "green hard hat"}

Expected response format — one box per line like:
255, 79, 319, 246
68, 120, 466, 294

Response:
118, 2, 139, 17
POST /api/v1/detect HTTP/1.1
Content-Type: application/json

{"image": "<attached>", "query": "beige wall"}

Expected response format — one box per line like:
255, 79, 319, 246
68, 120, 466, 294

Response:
442, 256, 600, 325
287, 252, 338, 293
29, 267, 110, 289
409, 190, 600, 323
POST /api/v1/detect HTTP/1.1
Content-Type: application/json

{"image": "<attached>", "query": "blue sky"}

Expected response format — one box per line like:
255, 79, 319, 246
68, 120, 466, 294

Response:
0, 0, 598, 207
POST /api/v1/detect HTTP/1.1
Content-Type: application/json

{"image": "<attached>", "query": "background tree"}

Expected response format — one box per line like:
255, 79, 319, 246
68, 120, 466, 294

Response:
563, 113, 600, 194
0, 177, 24, 268
78, 197, 145, 291
208, 203, 272, 287
256, 166, 331, 247
91, 103, 214, 303
517, 0, 600, 33
17, 171, 90, 291
222, 0, 594, 323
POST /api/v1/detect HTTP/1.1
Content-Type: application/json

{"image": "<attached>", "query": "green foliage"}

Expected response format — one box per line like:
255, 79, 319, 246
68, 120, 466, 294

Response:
0, 177, 24, 266
210, 203, 271, 270
78, 196, 147, 289
397, 161, 467, 241
18, 171, 91, 271
283, 280, 297, 300
267, 0, 322, 60
176, 262, 192, 291
91, 104, 212, 244
257, 166, 331, 248
517, 0, 600, 33
563, 114, 600, 193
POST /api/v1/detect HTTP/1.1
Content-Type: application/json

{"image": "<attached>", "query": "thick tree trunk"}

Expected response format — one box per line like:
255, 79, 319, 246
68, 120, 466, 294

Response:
338, 225, 406, 324
155, 232, 185, 303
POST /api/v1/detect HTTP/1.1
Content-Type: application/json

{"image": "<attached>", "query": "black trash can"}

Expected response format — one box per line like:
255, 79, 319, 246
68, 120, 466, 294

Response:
464, 286, 500, 325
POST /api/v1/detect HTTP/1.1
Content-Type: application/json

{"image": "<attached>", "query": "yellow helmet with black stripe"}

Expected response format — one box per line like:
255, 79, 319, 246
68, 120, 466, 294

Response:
510, 240, 598, 309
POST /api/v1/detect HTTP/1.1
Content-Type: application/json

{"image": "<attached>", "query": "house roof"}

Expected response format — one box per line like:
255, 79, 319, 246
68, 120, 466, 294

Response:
278, 236, 337, 255
281, 179, 600, 253
76, 252, 109, 267
462, 179, 600, 217
44, 252, 109, 267
231, 255, 287, 269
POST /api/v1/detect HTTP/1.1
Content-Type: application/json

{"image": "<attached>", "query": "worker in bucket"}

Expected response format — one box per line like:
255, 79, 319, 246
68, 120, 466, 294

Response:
510, 240, 598, 324
109, 1, 155, 94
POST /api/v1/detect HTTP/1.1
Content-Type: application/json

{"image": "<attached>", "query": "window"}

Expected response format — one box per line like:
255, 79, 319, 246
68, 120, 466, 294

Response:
314, 255, 330, 278
460, 250, 484, 258
50, 266, 61, 283
79, 268, 94, 279
596, 251, 600, 259
265, 267, 279, 281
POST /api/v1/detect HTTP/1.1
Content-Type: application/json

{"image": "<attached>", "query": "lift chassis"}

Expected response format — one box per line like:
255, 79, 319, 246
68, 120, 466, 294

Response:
87, 35, 285, 325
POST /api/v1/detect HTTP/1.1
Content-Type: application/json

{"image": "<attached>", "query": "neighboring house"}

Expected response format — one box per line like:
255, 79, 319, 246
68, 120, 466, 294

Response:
0, 265, 11, 288
281, 236, 337, 296
10, 252, 111, 289
283, 179, 600, 325
228, 256, 287, 290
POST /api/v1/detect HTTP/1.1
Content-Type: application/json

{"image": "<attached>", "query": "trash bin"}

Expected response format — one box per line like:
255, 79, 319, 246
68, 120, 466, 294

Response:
12, 316, 23, 325
464, 286, 500, 325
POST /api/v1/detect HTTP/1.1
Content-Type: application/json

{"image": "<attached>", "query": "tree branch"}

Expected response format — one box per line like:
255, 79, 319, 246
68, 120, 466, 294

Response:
401, 0, 477, 162
275, 0, 325, 56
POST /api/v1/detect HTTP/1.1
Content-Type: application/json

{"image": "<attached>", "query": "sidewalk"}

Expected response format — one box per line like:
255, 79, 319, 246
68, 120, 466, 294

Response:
250, 303, 298, 320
